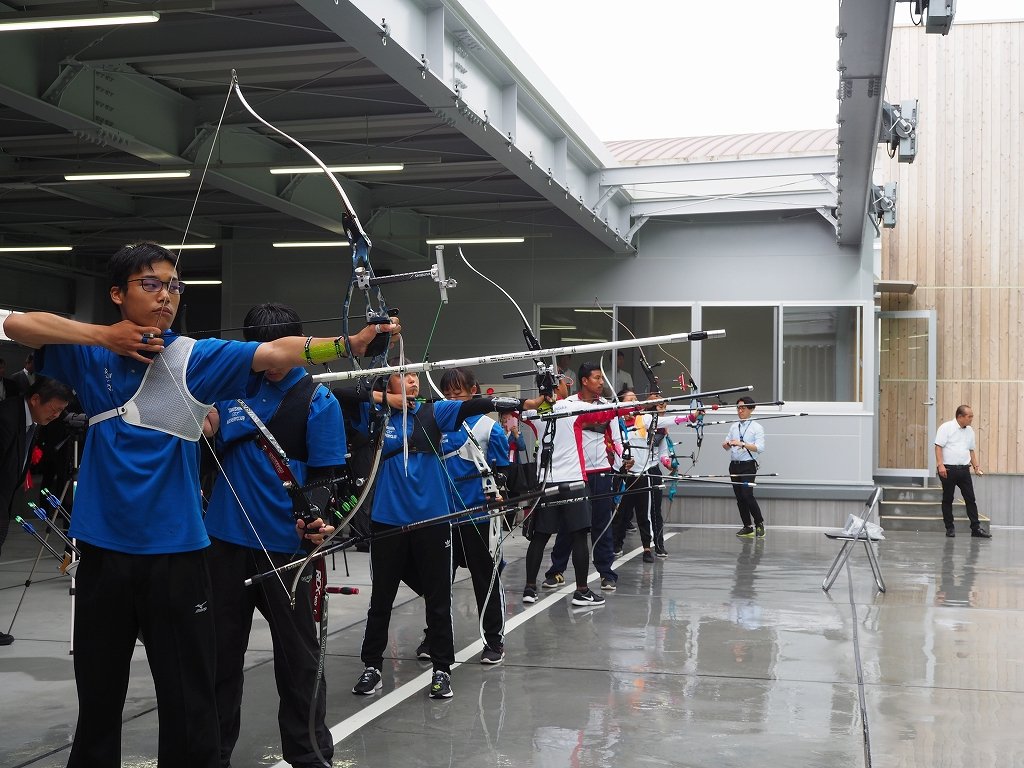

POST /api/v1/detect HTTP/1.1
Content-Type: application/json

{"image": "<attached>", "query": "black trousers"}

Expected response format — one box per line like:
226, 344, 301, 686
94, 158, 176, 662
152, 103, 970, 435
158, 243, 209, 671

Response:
362, 521, 454, 672
68, 544, 219, 768
649, 468, 667, 550
453, 521, 505, 650
546, 473, 616, 582
206, 538, 332, 768
612, 473, 654, 549
939, 465, 981, 530
729, 459, 763, 527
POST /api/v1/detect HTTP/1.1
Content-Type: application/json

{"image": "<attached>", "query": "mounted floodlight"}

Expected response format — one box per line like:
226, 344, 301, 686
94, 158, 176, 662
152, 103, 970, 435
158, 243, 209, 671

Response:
871, 183, 898, 229
922, 0, 955, 35
880, 100, 919, 163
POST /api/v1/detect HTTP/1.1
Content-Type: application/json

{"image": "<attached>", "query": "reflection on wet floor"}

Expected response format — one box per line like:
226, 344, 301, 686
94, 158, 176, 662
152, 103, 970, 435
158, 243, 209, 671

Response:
2, 524, 1023, 767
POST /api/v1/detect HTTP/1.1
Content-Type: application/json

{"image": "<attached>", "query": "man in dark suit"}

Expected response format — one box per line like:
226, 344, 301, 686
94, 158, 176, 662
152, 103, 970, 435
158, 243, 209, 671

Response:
0, 376, 72, 645
10, 352, 36, 396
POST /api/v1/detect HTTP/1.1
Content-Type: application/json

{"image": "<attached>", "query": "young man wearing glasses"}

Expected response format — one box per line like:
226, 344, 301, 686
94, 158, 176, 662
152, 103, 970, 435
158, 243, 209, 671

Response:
1, 242, 399, 768
722, 396, 766, 538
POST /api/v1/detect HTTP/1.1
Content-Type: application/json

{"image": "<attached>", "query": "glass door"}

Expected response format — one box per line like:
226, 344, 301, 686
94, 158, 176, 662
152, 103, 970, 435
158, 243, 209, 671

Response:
875, 310, 937, 478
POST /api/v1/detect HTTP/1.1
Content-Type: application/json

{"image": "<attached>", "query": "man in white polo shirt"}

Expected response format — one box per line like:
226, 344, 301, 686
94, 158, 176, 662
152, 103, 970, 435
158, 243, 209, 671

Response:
934, 405, 990, 539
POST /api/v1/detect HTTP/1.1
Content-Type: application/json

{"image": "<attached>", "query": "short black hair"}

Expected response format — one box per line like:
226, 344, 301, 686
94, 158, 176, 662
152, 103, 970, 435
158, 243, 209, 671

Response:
577, 361, 602, 382
27, 375, 73, 404
955, 404, 972, 418
736, 395, 755, 410
439, 367, 478, 395
108, 242, 177, 290
616, 386, 635, 399
242, 302, 303, 343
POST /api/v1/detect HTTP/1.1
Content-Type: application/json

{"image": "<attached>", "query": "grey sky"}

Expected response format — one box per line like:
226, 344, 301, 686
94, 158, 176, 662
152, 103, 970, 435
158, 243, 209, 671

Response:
484, 1, 1023, 141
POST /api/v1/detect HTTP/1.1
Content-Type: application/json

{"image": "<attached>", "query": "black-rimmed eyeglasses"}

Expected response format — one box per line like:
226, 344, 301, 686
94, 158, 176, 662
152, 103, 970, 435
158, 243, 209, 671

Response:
127, 277, 185, 295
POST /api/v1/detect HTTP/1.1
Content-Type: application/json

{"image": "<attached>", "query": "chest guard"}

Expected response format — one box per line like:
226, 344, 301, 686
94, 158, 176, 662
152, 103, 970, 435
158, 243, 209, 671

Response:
88, 336, 212, 442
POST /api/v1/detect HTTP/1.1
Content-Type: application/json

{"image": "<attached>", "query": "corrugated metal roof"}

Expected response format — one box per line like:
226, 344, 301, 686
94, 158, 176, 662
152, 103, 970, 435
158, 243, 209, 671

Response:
606, 128, 837, 165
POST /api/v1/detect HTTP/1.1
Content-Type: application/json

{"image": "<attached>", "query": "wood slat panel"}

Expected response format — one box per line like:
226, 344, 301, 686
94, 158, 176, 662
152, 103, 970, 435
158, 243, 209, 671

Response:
879, 22, 1024, 474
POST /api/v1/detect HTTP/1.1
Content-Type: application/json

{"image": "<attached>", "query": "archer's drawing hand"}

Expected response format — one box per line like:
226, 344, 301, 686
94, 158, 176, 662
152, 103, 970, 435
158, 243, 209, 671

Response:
105, 320, 166, 363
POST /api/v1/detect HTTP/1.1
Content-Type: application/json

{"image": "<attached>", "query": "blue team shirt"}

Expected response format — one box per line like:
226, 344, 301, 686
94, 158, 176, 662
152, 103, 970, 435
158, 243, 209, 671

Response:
204, 367, 347, 554
441, 414, 510, 520
368, 399, 464, 527
39, 335, 260, 554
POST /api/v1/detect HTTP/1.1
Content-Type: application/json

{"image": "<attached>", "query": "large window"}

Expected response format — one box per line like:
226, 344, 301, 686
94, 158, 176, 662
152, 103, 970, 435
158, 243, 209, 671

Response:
701, 306, 778, 400
536, 303, 864, 405
782, 306, 862, 402
617, 306, 692, 395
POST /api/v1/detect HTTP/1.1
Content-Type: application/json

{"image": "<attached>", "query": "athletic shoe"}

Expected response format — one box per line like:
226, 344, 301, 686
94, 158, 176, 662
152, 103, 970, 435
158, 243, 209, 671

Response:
480, 646, 505, 664
600, 577, 617, 591
735, 526, 755, 538
655, 546, 669, 559
0, 632, 13, 646
971, 528, 992, 539
352, 667, 382, 695
642, 550, 655, 563
429, 670, 454, 699
541, 573, 564, 589
613, 549, 624, 558
523, 586, 538, 603
755, 524, 766, 538
571, 588, 606, 606
416, 638, 431, 661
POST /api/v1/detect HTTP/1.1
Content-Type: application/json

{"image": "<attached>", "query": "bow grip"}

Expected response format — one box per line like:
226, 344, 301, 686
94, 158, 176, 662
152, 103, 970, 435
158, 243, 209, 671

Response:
364, 308, 399, 359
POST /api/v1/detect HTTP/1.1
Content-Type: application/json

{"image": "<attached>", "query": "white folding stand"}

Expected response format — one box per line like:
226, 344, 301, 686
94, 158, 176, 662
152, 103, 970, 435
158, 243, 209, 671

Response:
822, 487, 886, 593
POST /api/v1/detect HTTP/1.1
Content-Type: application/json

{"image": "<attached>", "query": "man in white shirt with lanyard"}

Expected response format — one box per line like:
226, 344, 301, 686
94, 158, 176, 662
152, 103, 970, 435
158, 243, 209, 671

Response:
934, 404, 990, 538
723, 396, 765, 538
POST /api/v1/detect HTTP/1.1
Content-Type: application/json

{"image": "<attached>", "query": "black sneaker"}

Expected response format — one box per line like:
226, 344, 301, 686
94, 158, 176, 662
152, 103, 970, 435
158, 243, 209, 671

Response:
352, 667, 382, 695
613, 548, 624, 558
0, 632, 13, 646
655, 546, 669, 559
571, 588, 606, 606
642, 550, 655, 563
971, 528, 992, 539
541, 573, 564, 589
600, 577, 617, 591
429, 670, 454, 699
416, 638, 431, 661
735, 526, 755, 538
755, 524, 765, 538
523, 586, 538, 603
480, 646, 505, 664
945, 528, 956, 538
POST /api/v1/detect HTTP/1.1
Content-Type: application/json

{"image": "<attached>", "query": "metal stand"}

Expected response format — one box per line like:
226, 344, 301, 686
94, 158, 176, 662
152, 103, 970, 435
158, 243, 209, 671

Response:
822, 487, 886, 593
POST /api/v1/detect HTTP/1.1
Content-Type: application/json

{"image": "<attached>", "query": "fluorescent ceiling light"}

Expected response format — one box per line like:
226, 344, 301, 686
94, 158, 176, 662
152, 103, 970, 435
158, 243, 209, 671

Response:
425, 237, 525, 245
0, 11, 159, 32
157, 243, 216, 250
540, 325, 577, 331
0, 245, 72, 253
272, 241, 351, 248
185, 280, 223, 285
270, 164, 404, 175
64, 170, 191, 181
572, 308, 610, 313
561, 337, 609, 343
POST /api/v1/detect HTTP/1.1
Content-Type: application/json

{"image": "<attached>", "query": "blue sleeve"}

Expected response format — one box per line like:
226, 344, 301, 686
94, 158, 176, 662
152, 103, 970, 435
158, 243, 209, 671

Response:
306, 385, 347, 467
434, 399, 463, 431
186, 338, 261, 404
488, 422, 511, 467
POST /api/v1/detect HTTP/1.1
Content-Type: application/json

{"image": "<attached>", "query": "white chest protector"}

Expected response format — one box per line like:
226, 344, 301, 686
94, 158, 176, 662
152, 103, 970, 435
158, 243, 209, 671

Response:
88, 336, 213, 442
